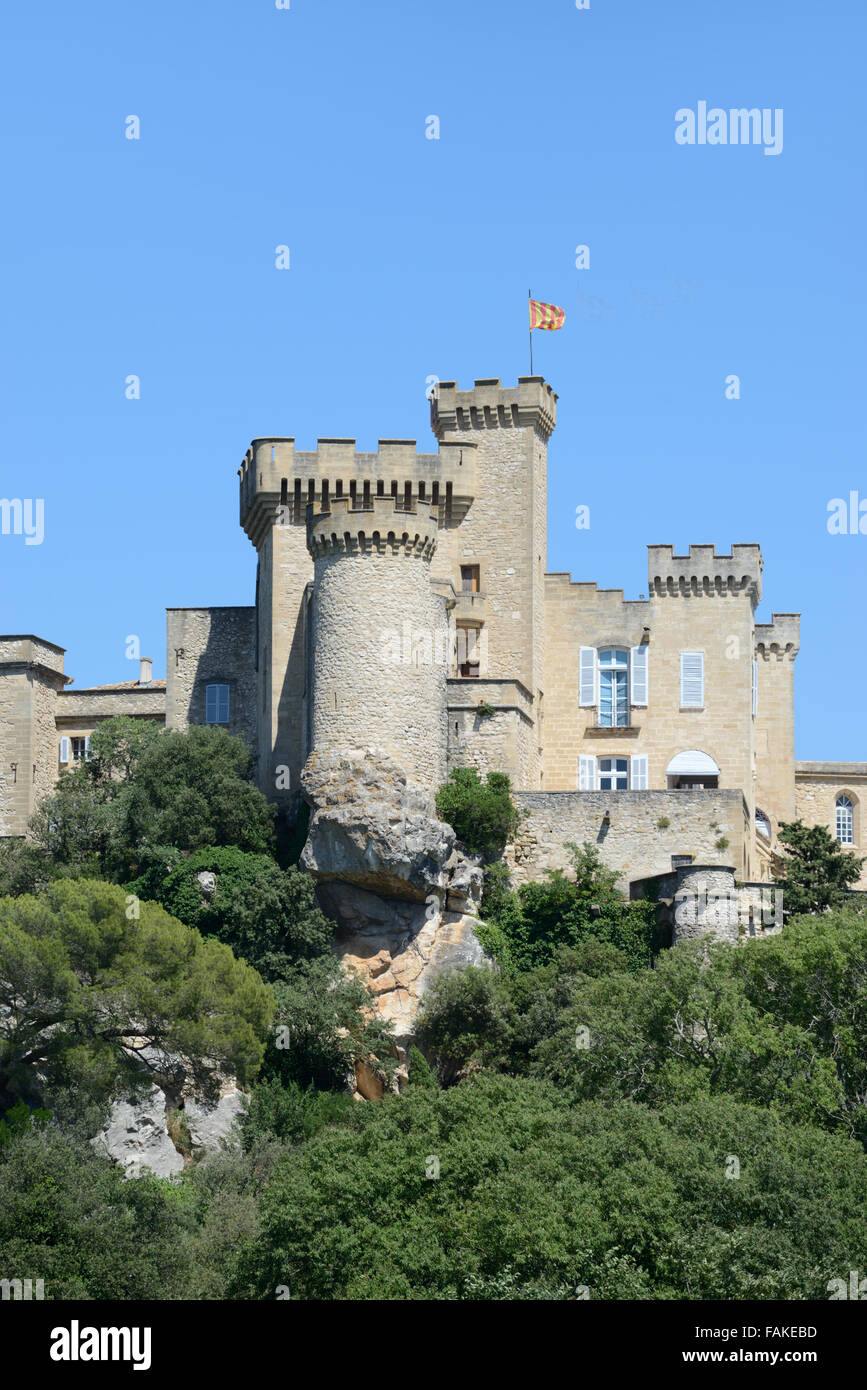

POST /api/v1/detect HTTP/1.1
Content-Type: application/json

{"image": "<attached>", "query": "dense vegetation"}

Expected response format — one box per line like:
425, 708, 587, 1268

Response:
1, 722, 865, 1299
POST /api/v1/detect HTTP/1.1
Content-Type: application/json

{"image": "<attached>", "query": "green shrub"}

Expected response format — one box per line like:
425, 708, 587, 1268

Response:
436, 767, 520, 859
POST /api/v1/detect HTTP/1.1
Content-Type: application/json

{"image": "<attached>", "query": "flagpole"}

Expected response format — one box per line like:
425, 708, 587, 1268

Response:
528, 288, 533, 374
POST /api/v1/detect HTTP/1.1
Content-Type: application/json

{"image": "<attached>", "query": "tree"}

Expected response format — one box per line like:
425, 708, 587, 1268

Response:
435, 767, 520, 859
0, 878, 274, 1117
131, 846, 333, 981
131, 726, 276, 856
415, 967, 513, 1082
230, 1074, 867, 1300
264, 955, 395, 1093
86, 715, 163, 782
482, 841, 657, 974
776, 819, 865, 918
0, 1124, 192, 1299
26, 722, 277, 883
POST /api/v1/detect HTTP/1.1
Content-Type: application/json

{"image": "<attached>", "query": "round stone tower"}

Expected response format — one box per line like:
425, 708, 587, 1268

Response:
305, 495, 449, 791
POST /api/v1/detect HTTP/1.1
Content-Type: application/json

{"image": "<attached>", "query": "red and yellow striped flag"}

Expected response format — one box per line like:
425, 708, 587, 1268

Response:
529, 298, 565, 331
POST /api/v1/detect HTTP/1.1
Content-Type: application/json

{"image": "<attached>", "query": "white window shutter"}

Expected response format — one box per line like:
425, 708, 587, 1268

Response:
579, 647, 596, 707
630, 645, 648, 706
752, 660, 758, 718
84, 735, 91, 760
59, 737, 70, 764
680, 652, 704, 707
630, 754, 648, 790
579, 754, 596, 790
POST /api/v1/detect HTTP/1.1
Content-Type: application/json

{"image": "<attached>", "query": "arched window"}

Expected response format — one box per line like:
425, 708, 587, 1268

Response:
755, 808, 772, 840
836, 795, 854, 845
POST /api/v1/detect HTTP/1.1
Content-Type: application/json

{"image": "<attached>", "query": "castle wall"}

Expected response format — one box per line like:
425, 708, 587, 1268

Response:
507, 788, 747, 887
754, 615, 799, 833
0, 638, 67, 836
795, 763, 867, 889
431, 379, 555, 789
447, 678, 534, 788
307, 500, 447, 791
542, 545, 761, 878
165, 607, 257, 757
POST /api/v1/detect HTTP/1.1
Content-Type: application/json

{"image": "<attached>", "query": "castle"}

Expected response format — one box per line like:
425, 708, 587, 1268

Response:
2, 377, 865, 895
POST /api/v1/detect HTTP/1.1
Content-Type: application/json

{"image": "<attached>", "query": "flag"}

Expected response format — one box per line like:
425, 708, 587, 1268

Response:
529, 298, 565, 331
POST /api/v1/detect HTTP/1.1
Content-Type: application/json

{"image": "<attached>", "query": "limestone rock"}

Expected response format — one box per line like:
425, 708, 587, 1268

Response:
93, 1086, 185, 1180
318, 880, 490, 1046
185, 1084, 246, 1156
302, 747, 490, 1051
301, 747, 465, 902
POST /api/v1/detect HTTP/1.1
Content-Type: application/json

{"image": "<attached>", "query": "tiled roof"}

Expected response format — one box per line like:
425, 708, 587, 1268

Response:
62, 680, 167, 692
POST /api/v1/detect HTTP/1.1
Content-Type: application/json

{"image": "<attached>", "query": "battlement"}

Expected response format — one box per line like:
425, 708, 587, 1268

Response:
755, 613, 800, 659
240, 436, 476, 548
648, 544, 763, 606
430, 377, 558, 440
305, 495, 440, 560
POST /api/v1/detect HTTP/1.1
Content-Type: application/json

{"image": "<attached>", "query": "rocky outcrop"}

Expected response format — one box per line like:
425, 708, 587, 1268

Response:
301, 747, 482, 905
92, 1064, 245, 1179
301, 748, 490, 1058
318, 880, 489, 1044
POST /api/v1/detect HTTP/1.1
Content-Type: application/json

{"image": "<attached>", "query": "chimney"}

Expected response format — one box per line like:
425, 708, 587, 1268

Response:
139, 656, 153, 685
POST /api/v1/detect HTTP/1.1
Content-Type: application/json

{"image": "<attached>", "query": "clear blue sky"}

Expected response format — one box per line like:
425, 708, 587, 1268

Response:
1, 0, 864, 758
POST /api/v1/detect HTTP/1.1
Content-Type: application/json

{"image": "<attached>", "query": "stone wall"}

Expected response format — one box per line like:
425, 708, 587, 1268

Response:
795, 762, 867, 889
307, 515, 448, 792
165, 607, 257, 758
447, 678, 535, 787
506, 788, 746, 888
0, 638, 67, 836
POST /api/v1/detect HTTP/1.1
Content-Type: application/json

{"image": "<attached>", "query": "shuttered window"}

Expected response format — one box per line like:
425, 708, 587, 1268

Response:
59, 737, 70, 764
205, 683, 231, 724
680, 652, 704, 707
578, 754, 596, 790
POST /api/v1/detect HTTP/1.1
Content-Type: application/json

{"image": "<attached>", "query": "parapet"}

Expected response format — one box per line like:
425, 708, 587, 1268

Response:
430, 377, 558, 441
755, 613, 800, 660
305, 495, 440, 560
648, 544, 763, 607
239, 436, 476, 548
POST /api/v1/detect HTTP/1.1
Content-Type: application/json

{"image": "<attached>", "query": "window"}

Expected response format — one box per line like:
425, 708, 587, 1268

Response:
755, 808, 772, 840
599, 757, 628, 790
681, 652, 704, 707
579, 754, 649, 791
457, 626, 482, 678
598, 648, 629, 727
836, 795, 854, 845
579, 645, 648, 723
71, 736, 90, 762
460, 564, 480, 594
205, 683, 230, 724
